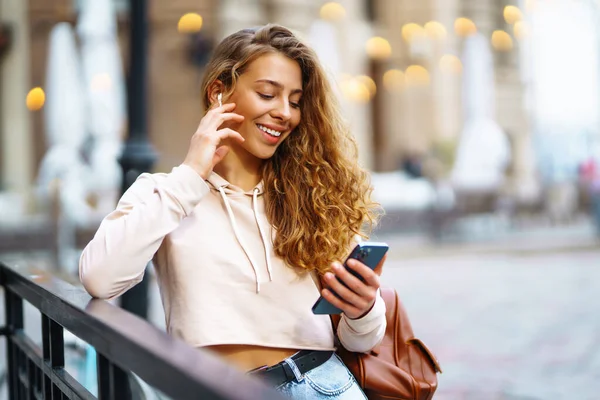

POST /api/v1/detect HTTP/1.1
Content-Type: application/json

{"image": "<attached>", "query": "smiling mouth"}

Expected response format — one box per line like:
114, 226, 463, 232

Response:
257, 124, 283, 137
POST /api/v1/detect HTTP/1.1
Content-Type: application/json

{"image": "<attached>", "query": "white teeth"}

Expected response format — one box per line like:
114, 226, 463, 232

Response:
258, 124, 282, 137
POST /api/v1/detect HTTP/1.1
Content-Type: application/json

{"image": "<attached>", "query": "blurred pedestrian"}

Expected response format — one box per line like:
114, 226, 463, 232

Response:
580, 158, 600, 234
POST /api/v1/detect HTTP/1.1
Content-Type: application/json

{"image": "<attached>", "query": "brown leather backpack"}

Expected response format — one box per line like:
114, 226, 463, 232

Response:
332, 287, 442, 400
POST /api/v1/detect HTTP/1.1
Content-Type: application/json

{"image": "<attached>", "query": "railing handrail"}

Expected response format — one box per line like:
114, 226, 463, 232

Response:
0, 261, 285, 400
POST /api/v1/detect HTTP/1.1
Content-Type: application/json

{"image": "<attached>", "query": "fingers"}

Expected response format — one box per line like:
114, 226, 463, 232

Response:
184, 102, 245, 179
217, 112, 245, 125
321, 287, 362, 316
323, 261, 378, 313
322, 259, 381, 319
204, 111, 244, 131
331, 260, 378, 296
212, 146, 230, 165
345, 259, 381, 287
202, 103, 243, 128
216, 128, 245, 143
209, 102, 236, 112
324, 270, 363, 306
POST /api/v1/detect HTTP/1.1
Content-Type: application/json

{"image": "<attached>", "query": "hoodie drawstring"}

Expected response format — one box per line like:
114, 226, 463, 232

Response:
253, 188, 273, 282
218, 186, 272, 293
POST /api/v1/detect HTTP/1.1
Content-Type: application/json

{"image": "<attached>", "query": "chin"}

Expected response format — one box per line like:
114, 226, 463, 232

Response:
252, 149, 278, 160
245, 140, 286, 160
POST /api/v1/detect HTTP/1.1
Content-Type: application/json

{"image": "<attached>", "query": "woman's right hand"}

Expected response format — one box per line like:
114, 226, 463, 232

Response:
183, 103, 245, 179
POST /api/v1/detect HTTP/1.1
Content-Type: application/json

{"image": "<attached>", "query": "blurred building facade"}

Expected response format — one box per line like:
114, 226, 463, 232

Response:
1, 0, 541, 212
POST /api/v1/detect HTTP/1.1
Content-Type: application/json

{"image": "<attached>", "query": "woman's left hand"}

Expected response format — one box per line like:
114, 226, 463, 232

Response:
320, 254, 387, 320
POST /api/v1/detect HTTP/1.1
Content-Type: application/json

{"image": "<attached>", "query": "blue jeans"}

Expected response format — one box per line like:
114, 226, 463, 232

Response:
275, 353, 367, 399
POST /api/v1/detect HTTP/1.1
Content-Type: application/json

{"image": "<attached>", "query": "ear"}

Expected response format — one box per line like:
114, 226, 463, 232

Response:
207, 80, 225, 106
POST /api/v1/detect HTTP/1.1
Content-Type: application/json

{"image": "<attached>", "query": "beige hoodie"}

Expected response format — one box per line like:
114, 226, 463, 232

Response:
79, 164, 386, 353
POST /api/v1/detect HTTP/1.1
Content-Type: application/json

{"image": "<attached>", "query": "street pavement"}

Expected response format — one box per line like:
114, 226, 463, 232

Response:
378, 226, 600, 400
1, 220, 599, 399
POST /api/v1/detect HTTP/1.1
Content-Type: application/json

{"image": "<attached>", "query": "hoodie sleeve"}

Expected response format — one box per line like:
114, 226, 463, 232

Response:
337, 288, 387, 353
79, 164, 210, 299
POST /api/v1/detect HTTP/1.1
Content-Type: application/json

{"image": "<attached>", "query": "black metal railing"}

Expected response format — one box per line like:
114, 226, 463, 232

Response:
0, 262, 285, 400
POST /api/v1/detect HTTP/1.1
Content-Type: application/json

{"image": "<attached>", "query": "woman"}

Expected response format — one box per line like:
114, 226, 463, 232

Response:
80, 24, 386, 399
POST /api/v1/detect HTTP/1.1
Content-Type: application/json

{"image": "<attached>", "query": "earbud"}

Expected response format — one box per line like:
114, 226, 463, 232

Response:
217, 93, 223, 107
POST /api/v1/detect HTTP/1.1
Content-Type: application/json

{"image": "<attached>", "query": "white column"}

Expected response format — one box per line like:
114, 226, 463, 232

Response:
331, 0, 374, 170
434, 0, 462, 143
379, 0, 439, 169
1, 0, 33, 197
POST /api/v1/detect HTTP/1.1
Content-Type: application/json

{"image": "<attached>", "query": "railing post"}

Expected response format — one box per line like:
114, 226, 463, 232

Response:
4, 287, 24, 399
97, 352, 131, 400
41, 315, 65, 398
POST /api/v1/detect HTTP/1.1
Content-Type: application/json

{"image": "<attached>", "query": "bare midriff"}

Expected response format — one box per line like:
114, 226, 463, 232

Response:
206, 345, 299, 372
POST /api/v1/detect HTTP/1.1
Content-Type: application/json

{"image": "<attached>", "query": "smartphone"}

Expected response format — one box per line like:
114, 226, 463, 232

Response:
311, 242, 389, 315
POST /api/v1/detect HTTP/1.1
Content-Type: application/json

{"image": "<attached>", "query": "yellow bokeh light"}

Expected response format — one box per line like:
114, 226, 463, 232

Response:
383, 69, 405, 93
178, 13, 203, 34
405, 65, 430, 86
341, 77, 371, 103
454, 17, 477, 37
320, 2, 346, 21
90, 73, 112, 93
491, 30, 513, 52
504, 5, 523, 25
26, 87, 45, 111
402, 23, 425, 43
439, 54, 462, 75
356, 75, 377, 98
513, 21, 530, 40
424, 21, 447, 40
366, 37, 392, 60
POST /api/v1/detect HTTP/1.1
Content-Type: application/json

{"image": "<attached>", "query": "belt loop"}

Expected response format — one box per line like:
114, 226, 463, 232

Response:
283, 356, 304, 383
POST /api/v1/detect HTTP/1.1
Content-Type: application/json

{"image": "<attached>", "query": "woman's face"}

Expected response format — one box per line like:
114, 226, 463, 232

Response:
224, 52, 303, 160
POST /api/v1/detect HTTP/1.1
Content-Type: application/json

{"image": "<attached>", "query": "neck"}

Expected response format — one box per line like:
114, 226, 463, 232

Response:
213, 144, 263, 191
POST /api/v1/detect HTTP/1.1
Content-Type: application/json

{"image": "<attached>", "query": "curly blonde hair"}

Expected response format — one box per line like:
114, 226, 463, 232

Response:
201, 24, 381, 275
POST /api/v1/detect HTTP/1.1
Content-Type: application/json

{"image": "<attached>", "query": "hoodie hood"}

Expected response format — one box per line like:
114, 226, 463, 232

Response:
206, 172, 265, 196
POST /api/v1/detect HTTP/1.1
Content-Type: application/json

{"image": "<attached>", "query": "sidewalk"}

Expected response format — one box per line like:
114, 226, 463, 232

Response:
378, 221, 600, 400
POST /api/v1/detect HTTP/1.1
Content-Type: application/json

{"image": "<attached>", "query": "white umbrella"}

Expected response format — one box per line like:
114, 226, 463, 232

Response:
38, 22, 87, 193
451, 33, 510, 192
38, 21, 91, 222
77, 0, 127, 213
37, 22, 92, 272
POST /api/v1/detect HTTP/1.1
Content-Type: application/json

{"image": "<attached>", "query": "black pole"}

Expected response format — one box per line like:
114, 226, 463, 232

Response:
119, 0, 157, 319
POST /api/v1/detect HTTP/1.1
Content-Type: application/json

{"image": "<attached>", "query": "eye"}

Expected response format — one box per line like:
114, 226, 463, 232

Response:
258, 93, 274, 100
290, 102, 301, 109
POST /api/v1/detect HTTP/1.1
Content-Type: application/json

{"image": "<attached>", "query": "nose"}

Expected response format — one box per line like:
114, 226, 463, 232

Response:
270, 99, 292, 122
